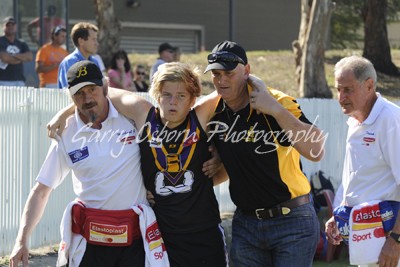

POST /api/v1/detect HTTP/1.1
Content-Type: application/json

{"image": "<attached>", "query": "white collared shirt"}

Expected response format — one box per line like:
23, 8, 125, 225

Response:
37, 99, 147, 209
342, 94, 400, 207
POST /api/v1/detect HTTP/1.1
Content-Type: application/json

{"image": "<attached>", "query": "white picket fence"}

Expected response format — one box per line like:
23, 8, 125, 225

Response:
0, 86, 350, 256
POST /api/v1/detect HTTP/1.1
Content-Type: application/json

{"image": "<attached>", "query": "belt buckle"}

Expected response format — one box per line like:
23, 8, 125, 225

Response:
255, 208, 265, 220
281, 207, 291, 215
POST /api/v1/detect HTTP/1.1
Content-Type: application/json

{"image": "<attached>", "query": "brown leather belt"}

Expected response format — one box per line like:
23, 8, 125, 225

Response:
242, 194, 311, 220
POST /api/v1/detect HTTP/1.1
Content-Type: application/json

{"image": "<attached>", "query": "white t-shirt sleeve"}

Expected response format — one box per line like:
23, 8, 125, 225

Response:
36, 139, 70, 189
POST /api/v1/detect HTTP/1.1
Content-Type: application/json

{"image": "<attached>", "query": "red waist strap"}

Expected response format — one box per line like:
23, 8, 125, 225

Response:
72, 204, 140, 246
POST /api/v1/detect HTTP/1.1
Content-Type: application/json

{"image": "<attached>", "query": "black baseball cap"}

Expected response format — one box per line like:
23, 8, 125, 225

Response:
158, 42, 174, 54
204, 40, 248, 73
67, 60, 103, 95
2, 16, 16, 24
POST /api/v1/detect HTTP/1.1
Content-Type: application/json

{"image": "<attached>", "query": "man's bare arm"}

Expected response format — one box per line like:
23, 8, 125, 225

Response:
9, 183, 52, 267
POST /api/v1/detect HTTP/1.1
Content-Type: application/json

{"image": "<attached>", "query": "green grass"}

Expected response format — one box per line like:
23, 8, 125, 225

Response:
129, 49, 400, 102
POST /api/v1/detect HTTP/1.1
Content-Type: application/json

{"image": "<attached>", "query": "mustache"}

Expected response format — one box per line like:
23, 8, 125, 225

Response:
82, 102, 97, 110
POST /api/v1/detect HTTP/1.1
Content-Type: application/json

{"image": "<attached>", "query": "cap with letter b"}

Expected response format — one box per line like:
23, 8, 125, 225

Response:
67, 60, 103, 95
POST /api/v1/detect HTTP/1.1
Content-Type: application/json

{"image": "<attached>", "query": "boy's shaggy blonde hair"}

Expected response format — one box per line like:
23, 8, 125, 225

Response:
150, 62, 202, 102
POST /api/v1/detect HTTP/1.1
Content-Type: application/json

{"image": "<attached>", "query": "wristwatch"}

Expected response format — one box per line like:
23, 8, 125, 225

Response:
389, 231, 400, 243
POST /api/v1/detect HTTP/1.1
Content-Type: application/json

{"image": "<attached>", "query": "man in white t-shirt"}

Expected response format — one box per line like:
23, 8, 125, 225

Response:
9, 61, 150, 267
325, 56, 400, 267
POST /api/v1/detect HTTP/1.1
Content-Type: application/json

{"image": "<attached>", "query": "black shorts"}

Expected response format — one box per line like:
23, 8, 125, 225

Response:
162, 224, 228, 267
77, 237, 145, 267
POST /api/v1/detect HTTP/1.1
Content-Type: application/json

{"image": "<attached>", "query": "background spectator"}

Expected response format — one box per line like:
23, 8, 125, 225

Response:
92, 53, 106, 76
149, 42, 175, 83
172, 46, 181, 62
133, 64, 148, 92
57, 22, 99, 88
0, 16, 33, 86
35, 25, 68, 88
27, 5, 65, 47
108, 49, 136, 92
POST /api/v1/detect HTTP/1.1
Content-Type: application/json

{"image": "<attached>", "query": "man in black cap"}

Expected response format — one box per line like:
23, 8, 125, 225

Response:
8, 61, 164, 267
149, 42, 175, 83
0, 16, 32, 86
205, 40, 326, 267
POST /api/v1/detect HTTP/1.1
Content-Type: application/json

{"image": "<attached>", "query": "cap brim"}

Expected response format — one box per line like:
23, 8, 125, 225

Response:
204, 61, 238, 73
69, 80, 103, 95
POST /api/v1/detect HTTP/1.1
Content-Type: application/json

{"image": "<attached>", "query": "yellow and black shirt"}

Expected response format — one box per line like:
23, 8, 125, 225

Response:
210, 85, 312, 210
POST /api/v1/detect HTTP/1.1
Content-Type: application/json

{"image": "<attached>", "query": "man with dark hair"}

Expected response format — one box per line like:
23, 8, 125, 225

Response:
149, 42, 175, 83
0, 16, 32, 86
58, 22, 99, 89
35, 25, 68, 88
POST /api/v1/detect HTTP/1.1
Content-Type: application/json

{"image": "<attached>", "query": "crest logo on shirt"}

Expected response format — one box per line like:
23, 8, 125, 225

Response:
68, 146, 89, 163
362, 131, 376, 146
149, 137, 163, 148
119, 135, 136, 145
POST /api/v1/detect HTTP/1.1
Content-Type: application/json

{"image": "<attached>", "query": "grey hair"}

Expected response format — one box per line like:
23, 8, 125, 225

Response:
334, 55, 377, 87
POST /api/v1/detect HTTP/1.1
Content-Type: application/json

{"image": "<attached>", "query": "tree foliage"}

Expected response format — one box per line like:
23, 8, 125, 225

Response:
331, 0, 400, 49
331, 0, 364, 49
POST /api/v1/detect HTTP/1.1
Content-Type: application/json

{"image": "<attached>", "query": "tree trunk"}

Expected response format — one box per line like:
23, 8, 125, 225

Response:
362, 0, 400, 76
293, 0, 312, 85
294, 0, 333, 98
93, 0, 121, 68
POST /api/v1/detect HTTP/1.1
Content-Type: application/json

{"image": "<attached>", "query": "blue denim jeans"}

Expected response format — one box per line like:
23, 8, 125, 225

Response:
230, 202, 319, 267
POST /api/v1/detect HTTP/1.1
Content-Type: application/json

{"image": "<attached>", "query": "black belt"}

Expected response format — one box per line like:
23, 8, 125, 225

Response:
241, 194, 311, 220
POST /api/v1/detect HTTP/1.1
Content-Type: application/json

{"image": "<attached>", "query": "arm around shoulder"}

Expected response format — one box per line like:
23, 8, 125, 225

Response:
194, 91, 220, 128
212, 164, 229, 186
47, 103, 75, 138
108, 87, 152, 128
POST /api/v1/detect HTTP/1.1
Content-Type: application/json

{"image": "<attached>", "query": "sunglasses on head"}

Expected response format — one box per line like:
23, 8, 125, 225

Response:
207, 51, 245, 65
53, 25, 66, 35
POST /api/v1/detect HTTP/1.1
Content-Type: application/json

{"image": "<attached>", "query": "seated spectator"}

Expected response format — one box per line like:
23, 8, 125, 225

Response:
133, 64, 149, 92
35, 25, 68, 88
108, 49, 136, 91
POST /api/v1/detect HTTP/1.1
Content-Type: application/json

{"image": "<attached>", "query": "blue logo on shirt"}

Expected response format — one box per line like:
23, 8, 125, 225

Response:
68, 146, 89, 163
